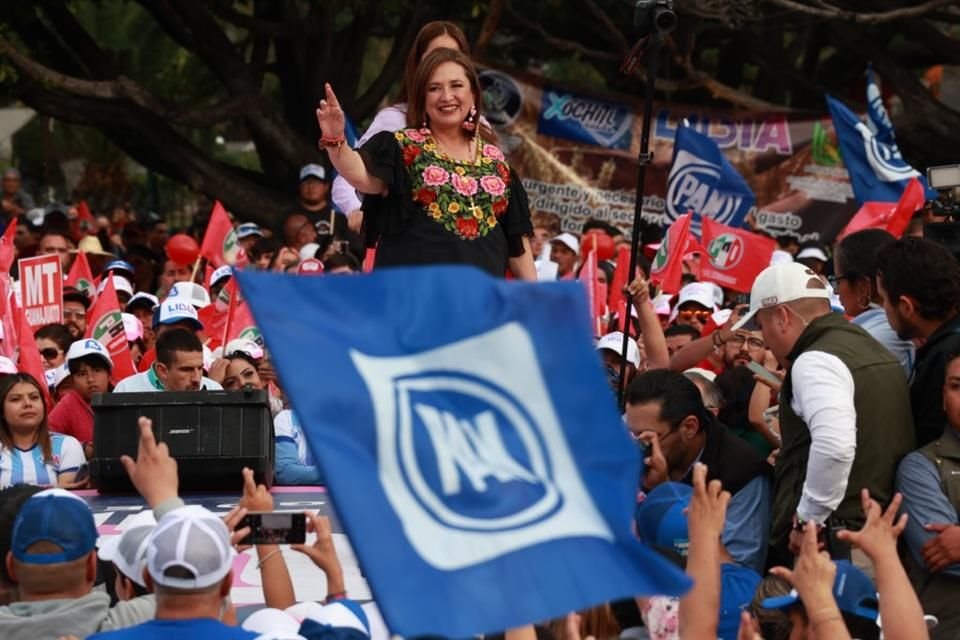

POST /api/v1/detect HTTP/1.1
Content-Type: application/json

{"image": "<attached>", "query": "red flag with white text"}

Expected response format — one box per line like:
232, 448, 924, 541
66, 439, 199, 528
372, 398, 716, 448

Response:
700, 216, 776, 293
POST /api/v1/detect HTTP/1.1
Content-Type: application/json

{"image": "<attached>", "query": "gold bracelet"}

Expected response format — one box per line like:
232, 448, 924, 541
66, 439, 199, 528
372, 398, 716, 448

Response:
256, 548, 282, 569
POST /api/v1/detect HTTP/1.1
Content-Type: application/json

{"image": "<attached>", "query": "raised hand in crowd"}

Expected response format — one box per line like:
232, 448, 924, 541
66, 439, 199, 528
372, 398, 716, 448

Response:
771, 523, 852, 640
679, 462, 729, 640
838, 489, 929, 640
292, 510, 346, 601
238, 467, 297, 610
638, 430, 669, 491
120, 416, 178, 508
667, 302, 746, 373
625, 276, 670, 370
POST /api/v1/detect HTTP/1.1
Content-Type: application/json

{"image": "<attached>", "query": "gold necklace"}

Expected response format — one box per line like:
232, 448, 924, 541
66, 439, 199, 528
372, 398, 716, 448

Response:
430, 132, 480, 164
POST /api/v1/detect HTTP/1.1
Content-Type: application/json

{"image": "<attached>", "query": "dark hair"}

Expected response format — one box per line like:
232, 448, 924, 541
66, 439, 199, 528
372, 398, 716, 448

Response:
715, 366, 758, 429
68, 354, 111, 376
34, 324, 74, 353
407, 48, 495, 142
249, 236, 280, 262
0, 485, 44, 586
225, 351, 259, 369
836, 229, 895, 286
0, 374, 51, 462
876, 236, 960, 321
665, 324, 701, 340
625, 368, 710, 433
582, 219, 618, 237
396, 21, 470, 104
323, 252, 360, 272
156, 328, 203, 366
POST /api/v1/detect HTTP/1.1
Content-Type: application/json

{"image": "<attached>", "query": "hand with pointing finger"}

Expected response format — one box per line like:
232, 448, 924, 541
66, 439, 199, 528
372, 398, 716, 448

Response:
120, 417, 179, 508
316, 83, 346, 141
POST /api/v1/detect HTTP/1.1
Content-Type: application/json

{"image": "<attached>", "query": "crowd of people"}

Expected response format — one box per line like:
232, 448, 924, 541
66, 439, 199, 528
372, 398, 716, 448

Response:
0, 16, 957, 640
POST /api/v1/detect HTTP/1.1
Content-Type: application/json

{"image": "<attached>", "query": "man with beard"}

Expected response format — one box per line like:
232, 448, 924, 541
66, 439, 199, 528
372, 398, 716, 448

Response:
669, 308, 768, 373
62, 287, 90, 340
877, 237, 960, 446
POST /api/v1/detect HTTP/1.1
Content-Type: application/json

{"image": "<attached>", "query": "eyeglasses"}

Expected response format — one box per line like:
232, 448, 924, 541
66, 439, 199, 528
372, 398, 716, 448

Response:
39, 348, 61, 360
727, 335, 765, 350
827, 275, 854, 288
627, 428, 676, 445
678, 310, 711, 322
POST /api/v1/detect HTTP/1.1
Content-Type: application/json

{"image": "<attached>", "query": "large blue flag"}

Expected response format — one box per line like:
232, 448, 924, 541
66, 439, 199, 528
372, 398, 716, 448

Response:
826, 94, 935, 205
665, 122, 755, 233
238, 267, 690, 638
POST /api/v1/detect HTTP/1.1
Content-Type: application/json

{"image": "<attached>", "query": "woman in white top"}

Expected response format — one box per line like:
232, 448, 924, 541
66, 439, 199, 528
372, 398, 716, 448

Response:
0, 373, 85, 489
332, 21, 472, 230
831, 228, 916, 374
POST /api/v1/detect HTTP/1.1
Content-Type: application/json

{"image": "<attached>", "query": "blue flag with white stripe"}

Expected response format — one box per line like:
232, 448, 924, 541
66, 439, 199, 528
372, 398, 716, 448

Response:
865, 64, 896, 147
826, 94, 936, 205
665, 122, 755, 233
238, 266, 690, 638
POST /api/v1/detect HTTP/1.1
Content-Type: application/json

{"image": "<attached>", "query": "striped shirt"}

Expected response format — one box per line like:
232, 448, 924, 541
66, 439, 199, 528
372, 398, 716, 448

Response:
274, 410, 315, 467
0, 433, 85, 488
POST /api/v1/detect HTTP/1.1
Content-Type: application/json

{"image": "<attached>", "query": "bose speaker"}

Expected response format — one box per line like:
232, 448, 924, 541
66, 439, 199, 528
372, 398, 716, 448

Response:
90, 389, 274, 492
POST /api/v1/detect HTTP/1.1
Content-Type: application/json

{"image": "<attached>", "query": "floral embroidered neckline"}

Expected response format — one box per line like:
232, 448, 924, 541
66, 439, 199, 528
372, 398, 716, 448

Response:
395, 128, 511, 240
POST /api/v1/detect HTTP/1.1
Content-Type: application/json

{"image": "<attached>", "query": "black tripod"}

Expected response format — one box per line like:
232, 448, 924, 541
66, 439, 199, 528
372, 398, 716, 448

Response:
616, 1, 675, 409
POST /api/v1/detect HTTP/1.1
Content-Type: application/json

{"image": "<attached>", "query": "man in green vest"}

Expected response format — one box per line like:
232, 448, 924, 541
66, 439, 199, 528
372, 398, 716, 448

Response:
733, 262, 914, 565
897, 353, 960, 639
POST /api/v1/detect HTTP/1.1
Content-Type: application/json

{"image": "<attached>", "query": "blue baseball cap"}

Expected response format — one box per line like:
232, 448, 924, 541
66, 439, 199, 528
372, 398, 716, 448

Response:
236, 223, 263, 240
104, 259, 135, 277
761, 560, 879, 622
11, 489, 97, 565
634, 482, 691, 557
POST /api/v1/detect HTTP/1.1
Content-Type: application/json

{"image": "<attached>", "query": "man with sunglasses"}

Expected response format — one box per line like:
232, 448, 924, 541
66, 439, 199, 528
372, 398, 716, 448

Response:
62, 287, 91, 340
625, 368, 772, 572
672, 282, 718, 334
733, 261, 914, 568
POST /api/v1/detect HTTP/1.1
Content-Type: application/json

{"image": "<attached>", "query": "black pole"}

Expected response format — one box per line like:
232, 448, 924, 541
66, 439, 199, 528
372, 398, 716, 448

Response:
617, 33, 663, 410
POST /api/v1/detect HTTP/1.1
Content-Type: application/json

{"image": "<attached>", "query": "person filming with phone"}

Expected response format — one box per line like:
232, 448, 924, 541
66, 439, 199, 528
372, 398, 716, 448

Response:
733, 262, 915, 570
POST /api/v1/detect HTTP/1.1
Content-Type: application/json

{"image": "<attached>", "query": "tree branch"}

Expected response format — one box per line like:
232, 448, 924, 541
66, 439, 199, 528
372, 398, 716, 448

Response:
353, 2, 425, 119
505, 6, 621, 61
673, 45, 799, 112
584, 0, 630, 53
764, 0, 955, 24
474, 0, 506, 57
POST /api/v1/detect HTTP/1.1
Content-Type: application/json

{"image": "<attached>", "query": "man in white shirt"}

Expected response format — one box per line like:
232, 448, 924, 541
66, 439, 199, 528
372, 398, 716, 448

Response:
734, 262, 914, 564
114, 328, 222, 392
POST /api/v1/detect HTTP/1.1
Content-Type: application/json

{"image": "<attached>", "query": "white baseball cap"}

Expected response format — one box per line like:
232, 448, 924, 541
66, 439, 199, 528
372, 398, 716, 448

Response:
299, 163, 327, 182
651, 293, 674, 316
97, 275, 133, 298
224, 338, 264, 361
126, 292, 159, 312
153, 298, 203, 331
732, 262, 832, 331
208, 265, 233, 288
98, 511, 157, 588
769, 250, 794, 265
121, 313, 144, 342
44, 363, 70, 389
299, 243, 320, 261
166, 282, 211, 309
676, 282, 718, 311
66, 338, 113, 369
551, 232, 580, 254
796, 246, 828, 263
0, 356, 15, 375
145, 505, 235, 590
596, 331, 641, 368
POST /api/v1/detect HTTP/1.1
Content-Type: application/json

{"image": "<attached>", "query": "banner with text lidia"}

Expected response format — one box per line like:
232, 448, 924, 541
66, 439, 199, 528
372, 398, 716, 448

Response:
479, 65, 857, 244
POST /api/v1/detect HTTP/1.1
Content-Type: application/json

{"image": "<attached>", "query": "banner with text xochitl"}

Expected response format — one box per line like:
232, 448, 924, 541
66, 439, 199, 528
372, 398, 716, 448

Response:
478, 65, 858, 244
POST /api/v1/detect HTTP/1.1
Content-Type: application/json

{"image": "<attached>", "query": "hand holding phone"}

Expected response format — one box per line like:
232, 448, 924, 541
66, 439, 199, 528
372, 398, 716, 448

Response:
238, 511, 306, 545
747, 361, 783, 390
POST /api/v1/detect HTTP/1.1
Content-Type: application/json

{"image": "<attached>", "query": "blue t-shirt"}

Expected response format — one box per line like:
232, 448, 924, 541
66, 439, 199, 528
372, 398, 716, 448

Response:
718, 563, 763, 640
89, 618, 260, 640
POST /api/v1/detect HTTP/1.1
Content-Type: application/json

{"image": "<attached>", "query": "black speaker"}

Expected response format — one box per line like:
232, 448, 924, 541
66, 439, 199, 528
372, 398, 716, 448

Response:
90, 389, 274, 493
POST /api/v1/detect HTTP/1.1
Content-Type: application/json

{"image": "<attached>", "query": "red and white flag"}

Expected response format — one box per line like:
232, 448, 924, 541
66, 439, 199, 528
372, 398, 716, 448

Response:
84, 277, 137, 383
650, 213, 697, 294
65, 250, 97, 302
579, 250, 607, 337
0, 217, 18, 274
200, 202, 245, 268
700, 217, 776, 293
837, 177, 926, 241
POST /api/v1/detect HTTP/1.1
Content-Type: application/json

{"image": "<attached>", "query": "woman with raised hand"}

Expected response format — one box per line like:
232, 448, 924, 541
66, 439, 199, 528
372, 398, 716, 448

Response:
317, 48, 536, 280
332, 21, 471, 231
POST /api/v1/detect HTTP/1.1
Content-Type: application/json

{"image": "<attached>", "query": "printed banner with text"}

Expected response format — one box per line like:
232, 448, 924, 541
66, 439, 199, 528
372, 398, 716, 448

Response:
478, 65, 861, 244
18, 255, 62, 329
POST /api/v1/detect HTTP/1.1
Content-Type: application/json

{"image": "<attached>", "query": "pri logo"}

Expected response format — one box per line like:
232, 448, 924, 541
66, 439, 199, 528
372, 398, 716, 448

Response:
651, 228, 670, 273
350, 322, 612, 570
238, 326, 263, 346
75, 278, 95, 299
479, 70, 523, 127
91, 311, 125, 348
666, 150, 747, 226
222, 229, 241, 265
707, 233, 744, 270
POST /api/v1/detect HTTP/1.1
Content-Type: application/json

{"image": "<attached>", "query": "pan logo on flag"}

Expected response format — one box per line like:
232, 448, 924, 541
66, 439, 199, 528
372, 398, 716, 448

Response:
706, 233, 744, 270
350, 322, 612, 571
666, 151, 747, 225
856, 123, 920, 183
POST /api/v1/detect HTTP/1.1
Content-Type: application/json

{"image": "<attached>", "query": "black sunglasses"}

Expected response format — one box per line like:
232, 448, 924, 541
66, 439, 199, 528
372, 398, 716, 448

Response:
40, 348, 61, 360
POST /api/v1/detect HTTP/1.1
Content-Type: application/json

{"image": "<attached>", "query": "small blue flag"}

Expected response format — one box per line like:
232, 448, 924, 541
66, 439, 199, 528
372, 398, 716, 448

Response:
238, 266, 690, 638
826, 94, 935, 205
665, 123, 755, 233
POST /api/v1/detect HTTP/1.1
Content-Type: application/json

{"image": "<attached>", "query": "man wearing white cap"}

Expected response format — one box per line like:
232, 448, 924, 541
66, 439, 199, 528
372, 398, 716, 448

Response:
672, 282, 717, 334
88, 505, 257, 640
596, 331, 640, 395
734, 261, 914, 564
549, 232, 579, 280
49, 339, 113, 458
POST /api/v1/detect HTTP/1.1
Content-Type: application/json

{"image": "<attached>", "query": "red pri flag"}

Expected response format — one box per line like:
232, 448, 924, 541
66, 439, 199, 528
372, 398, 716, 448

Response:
837, 177, 926, 241
84, 277, 137, 383
221, 279, 260, 346
65, 250, 97, 302
650, 213, 694, 294
71, 201, 96, 240
0, 217, 18, 274
200, 202, 242, 268
700, 217, 776, 293
13, 301, 52, 410
608, 245, 631, 315
579, 250, 606, 337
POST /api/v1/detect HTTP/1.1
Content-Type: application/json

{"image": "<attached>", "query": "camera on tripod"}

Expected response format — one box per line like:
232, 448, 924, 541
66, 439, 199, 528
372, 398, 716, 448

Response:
924, 163, 960, 260
634, 0, 677, 35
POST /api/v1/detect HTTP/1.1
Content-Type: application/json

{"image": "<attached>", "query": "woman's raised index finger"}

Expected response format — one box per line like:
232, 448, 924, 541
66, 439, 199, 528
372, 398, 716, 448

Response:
325, 83, 340, 107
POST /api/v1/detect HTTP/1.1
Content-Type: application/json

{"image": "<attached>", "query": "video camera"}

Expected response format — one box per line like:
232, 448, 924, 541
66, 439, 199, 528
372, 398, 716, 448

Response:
925, 164, 960, 260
